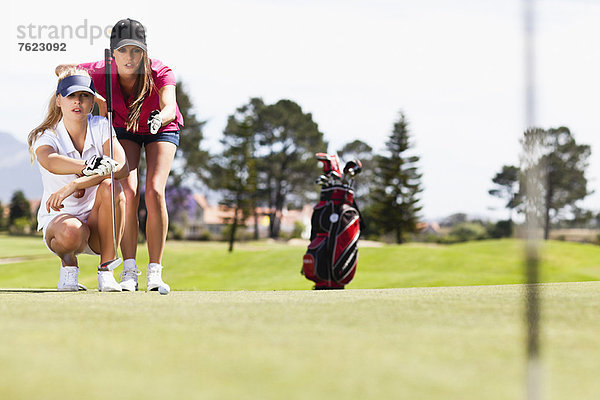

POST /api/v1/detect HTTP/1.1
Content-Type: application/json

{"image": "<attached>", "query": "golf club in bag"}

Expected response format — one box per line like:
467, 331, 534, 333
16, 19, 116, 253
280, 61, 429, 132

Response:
302, 153, 363, 289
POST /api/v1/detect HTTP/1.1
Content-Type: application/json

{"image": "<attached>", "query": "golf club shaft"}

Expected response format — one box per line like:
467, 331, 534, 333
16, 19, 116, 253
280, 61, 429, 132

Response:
105, 49, 118, 260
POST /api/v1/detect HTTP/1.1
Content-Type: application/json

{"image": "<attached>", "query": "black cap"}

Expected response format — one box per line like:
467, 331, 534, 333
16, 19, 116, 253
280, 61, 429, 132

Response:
110, 18, 147, 52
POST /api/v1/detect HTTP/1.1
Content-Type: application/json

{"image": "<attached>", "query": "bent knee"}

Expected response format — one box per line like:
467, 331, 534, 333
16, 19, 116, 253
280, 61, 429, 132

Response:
54, 222, 88, 249
97, 179, 125, 199
97, 179, 112, 198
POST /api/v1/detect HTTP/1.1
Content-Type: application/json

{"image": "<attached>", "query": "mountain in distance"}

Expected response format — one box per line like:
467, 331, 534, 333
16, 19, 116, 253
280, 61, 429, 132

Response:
0, 131, 43, 203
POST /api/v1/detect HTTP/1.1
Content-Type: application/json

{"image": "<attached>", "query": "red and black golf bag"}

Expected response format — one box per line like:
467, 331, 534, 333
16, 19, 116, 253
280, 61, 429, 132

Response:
302, 154, 363, 289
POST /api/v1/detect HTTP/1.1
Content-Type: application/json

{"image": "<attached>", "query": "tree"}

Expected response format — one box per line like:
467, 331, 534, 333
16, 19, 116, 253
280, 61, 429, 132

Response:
158, 81, 210, 241
9, 190, 31, 227
0, 201, 5, 231
337, 139, 373, 165
489, 165, 520, 221
253, 99, 328, 238
337, 139, 374, 207
439, 213, 468, 227
8, 190, 32, 234
165, 184, 193, 240
173, 81, 211, 184
369, 112, 423, 243
211, 103, 259, 251
520, 127, 592, 239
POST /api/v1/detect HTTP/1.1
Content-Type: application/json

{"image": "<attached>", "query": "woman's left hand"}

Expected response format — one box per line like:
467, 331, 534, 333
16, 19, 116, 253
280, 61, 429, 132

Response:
46, 182, 76, 212
148, 110, 162, 134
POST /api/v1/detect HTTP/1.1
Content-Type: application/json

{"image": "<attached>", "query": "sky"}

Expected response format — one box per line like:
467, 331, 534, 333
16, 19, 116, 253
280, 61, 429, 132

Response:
2, 0, 600, 221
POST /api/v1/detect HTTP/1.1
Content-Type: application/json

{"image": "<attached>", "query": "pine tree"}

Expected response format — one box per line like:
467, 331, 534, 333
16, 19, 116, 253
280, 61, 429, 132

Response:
369, 112, 423, 243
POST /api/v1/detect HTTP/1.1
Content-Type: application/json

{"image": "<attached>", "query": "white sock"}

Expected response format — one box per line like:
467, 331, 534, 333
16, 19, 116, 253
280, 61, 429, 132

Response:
123, 259, 137, 270
147, 263, 162, 270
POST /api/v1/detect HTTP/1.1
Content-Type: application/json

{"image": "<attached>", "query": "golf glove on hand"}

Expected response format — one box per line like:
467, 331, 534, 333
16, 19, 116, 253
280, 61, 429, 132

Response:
82, 155, 118, 176
148, 110, 162, 134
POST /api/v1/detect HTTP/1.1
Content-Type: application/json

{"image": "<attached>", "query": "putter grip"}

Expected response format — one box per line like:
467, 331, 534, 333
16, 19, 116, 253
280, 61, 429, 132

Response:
104, 49, 113, 112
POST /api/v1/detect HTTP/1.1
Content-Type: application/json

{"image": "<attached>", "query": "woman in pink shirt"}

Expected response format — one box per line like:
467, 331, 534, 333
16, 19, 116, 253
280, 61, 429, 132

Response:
57, 18, 183, 293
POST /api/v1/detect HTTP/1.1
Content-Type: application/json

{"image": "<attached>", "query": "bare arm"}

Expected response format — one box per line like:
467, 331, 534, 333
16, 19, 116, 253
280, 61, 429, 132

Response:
46, 174, 110, 212
102, 133, 129, 180
44, 156, 128, 212
95, 94, 107, 117
36, 145, 86, 175
36, 135, 128, 182
157, 85, 177, 126
43, 140, 128, 212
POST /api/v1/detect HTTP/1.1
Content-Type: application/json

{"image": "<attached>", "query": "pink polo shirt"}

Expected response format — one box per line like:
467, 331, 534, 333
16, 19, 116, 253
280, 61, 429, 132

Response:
78, 58, 184, 134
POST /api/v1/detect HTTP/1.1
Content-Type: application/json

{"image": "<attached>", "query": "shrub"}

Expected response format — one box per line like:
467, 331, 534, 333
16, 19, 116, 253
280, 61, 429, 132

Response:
487, 220, 513, 239
9, 217, 32, 235
449, 222, 488, 242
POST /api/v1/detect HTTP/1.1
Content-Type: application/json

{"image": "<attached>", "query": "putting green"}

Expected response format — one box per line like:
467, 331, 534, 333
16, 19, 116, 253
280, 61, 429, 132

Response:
0, 282, 598, 399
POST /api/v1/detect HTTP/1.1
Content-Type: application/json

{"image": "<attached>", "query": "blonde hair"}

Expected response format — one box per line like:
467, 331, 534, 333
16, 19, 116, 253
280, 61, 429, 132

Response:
28, 68, 92, 162
126, 51, 155, 132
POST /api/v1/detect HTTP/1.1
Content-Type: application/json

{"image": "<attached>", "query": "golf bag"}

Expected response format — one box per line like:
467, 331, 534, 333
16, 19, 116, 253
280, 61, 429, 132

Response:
302, 154, 363, 289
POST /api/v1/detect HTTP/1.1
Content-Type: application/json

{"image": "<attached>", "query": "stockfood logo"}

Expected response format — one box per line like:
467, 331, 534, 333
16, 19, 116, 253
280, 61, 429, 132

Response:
16, 19, 112, 52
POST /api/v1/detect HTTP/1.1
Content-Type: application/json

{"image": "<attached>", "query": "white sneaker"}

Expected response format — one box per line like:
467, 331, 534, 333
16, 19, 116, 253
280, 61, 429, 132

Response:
119, 265, 141, 291
98, 270, 122, 292
57, 266, 79, 292
147, 263, 170, 293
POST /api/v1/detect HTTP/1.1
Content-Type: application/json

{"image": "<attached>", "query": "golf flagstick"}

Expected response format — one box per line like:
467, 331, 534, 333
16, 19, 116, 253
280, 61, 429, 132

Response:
102, 48, 122, 271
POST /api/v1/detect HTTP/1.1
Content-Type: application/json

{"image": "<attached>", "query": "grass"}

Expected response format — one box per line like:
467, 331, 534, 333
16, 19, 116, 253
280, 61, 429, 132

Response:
0, 283, 599, 400
1, 235, 599, 290
1, 235, 599, 398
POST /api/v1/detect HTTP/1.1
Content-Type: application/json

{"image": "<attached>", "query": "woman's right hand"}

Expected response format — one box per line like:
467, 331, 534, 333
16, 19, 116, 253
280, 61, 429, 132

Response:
46, 182, 76, 212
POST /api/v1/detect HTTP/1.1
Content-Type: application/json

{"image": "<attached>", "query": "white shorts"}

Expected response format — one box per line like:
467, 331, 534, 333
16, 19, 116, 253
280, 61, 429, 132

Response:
41, 214, 99, 257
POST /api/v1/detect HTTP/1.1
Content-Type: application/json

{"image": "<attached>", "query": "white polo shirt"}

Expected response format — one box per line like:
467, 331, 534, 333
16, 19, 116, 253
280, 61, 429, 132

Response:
34, 115, 115, 230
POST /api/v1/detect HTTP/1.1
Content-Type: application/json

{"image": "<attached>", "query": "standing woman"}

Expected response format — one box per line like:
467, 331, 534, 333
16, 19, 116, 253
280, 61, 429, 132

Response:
57, 18, 184, 292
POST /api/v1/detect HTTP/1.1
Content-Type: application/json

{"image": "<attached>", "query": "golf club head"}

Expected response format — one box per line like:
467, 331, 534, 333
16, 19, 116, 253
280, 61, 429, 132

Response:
316, 153, 342, 180
343, 159, 362, 176
100, 258, 123, 271
315, 175, 330, 186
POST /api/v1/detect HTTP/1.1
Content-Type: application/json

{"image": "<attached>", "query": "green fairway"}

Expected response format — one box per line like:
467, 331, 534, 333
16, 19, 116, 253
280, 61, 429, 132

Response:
1, 235, 600, 290
1, 236, 599, 398
0, 283, 599, 400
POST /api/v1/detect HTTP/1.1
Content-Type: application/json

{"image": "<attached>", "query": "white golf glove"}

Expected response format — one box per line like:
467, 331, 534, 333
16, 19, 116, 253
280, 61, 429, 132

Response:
148, 110, 162, 134
82, 155, 119, 176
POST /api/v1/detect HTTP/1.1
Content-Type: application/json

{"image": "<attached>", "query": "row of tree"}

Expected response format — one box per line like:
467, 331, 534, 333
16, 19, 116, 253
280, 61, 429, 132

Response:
2, 84, 426, 246
171, 83, 424, 248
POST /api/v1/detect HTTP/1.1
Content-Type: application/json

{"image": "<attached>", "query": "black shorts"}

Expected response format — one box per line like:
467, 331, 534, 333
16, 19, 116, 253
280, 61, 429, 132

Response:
115, 127, 180, 147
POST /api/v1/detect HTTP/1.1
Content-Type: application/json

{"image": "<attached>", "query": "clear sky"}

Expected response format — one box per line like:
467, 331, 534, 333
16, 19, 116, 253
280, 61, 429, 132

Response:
2, 0, 600, 220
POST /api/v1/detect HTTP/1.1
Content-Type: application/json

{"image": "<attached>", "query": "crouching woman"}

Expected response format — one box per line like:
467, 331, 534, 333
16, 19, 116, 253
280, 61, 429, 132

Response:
28, 68, 129, 292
